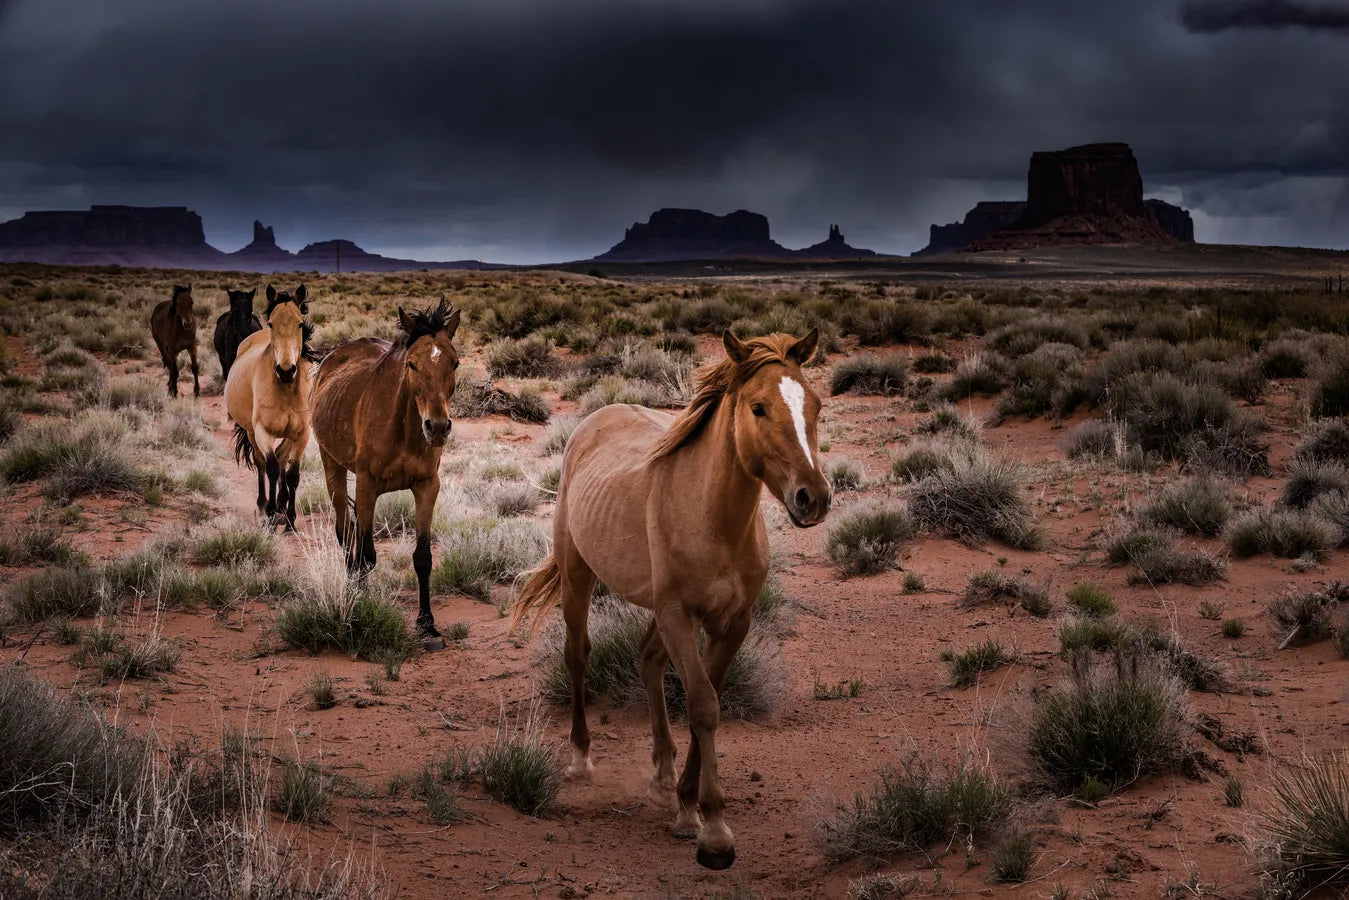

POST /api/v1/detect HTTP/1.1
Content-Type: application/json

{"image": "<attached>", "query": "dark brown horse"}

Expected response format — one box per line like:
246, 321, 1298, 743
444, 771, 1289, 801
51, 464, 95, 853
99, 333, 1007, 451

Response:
213, 287, 261, 380
150, 285, 200, 398
310, 299, 461, 649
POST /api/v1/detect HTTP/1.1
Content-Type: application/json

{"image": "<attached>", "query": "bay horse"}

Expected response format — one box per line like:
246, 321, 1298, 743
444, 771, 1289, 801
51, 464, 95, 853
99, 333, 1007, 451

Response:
225, 284, 315, 530
310, 299, 461, 650
149, 284, 200, 398
213, 287, 261, 380
509, 328, 832, 870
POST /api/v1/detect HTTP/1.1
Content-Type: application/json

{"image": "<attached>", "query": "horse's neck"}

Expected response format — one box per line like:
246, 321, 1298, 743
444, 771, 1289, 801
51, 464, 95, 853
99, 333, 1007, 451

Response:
378, 348, 423, 444
666, 399, 761, 541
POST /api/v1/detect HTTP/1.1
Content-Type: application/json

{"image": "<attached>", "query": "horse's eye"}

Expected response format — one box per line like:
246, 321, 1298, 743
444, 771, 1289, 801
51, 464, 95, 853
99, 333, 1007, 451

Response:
452, 360, 459, 371
408, 362, 417, 372
751, 403, 766, 417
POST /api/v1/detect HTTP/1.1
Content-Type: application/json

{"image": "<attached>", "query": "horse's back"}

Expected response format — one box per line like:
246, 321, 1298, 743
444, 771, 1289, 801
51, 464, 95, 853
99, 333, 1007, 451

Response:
311, 338, 393, 462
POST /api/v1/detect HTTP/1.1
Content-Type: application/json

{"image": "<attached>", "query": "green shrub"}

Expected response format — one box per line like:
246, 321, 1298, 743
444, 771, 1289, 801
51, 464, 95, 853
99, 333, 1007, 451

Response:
6, 566, 102, 622
990, 829, 1035, 883
962, 571, 1051, 617
485, 336, 563, 378
1139, 476, 1231, 537
191, 529, 276, 567
1282, 459, 1349, 510
1027, 654, 1188, 795
1222, 618, 1246, 639
939, 353, 1009, 400
912, 352, 955, 374
1059, 615, 1134, 656
1259, 338, 1314, 378
0, 525, 82, 567
996, 342, 1087, 419
825, 502, 917, 576
827, 458, 864, 492
890, 438, 979, 483
274, 759, 331, 823
942, 639, 1016, 687
477, 714, 562, 817
817, 755, 1011, 861
1262, 753, 1349, 893
432, 517, 548, 601
1066, 581, 1116, 617
1309, 350, 1349, 417
99, 633, 180, 679
1061, 419, 1122, 459
277, 589, 418, 662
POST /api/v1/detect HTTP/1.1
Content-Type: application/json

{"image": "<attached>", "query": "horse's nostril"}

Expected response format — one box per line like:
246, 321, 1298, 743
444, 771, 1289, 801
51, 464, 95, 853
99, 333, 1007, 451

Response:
795, 487, 812, 511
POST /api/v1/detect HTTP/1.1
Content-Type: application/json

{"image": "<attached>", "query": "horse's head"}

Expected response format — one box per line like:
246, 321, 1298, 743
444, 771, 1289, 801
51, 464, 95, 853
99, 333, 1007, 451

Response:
397, 297, 461, 447
724, 328, 832, 527
227, 287, 257, 321
264, 283, 308, 384
170, 285, 194, 331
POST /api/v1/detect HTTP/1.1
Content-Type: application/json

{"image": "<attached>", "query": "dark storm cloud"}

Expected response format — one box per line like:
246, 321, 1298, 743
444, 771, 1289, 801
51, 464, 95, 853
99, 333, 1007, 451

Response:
0, 0, 1346, 260
1181, 0, 1349, 33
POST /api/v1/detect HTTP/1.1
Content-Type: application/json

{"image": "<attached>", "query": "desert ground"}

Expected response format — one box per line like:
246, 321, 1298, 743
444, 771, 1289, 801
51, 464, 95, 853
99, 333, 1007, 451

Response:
2, 251, 1349, 899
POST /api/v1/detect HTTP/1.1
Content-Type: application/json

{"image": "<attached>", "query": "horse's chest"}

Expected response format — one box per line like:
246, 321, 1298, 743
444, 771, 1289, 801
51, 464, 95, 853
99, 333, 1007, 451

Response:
368, 454, 435, 489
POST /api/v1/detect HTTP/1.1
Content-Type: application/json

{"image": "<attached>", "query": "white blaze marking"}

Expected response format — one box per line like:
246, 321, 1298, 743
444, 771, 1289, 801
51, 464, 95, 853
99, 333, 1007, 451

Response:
431, 346, 442, 360
778, 376, 813, 467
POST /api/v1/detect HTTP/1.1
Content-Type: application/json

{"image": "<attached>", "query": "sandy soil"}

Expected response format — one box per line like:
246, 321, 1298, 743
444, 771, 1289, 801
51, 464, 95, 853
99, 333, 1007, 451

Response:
2, 323, 1347, 900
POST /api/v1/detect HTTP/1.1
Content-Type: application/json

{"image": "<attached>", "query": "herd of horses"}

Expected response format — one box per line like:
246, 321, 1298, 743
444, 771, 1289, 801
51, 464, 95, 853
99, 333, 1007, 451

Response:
148, 284, 832, 869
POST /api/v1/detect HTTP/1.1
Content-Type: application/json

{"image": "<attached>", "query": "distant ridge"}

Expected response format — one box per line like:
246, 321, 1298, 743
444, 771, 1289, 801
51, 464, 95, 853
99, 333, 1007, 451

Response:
0, 206, 498, 272
594, 208, 882, 262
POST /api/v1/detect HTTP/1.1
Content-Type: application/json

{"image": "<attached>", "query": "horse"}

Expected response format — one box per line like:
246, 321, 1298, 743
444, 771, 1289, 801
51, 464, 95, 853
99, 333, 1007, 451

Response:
213, 287, 261, 380
310, 299, 461, 650
509, 328, 832, 870
224, 284, 315, 530
149, 284, 200, 398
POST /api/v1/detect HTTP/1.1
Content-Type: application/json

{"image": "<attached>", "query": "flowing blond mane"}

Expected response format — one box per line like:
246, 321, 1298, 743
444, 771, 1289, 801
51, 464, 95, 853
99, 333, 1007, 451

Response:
648, 333, 799, 461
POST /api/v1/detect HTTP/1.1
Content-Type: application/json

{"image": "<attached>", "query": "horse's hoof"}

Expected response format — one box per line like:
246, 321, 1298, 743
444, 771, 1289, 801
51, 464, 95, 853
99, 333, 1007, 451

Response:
565, 753, 595, 783
647, 776, 676, 808
695, 845, 736, 870
421, 635, 446, 652
671, 806, 702, 838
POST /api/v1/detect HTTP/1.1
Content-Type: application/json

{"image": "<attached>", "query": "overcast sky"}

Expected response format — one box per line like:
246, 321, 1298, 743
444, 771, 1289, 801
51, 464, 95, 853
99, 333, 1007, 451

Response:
0, 0, 1345, 263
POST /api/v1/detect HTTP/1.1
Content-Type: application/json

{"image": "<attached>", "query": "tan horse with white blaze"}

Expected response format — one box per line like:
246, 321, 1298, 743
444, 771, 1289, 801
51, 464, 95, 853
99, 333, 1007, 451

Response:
510, 328, 832, 870
225, 284, 315, 529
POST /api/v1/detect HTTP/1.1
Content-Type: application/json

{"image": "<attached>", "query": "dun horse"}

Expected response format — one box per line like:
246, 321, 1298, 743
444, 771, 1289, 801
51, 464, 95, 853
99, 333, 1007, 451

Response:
225, 285, 315, 530
149, 284, 201, 398
310, 299, 461, 649
510, 329, 832, 870
214, 287, 261, 380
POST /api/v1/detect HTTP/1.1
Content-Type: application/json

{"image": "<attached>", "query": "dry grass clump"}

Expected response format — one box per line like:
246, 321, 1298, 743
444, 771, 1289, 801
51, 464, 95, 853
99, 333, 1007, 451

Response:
817, 754, 1011, 862
1259, 753, 1349, 895
913, 403, 981, 442
191, 528, 276, 567
938, 352, 1009, 401
1065, 581, 1116, 616
907, 453, 1042, 550
825, 501, 917, 576
5, 566, 103, 622
1061, 418, 1124, 460
1058, 615, 1135, 656
577, 375, 684, 415
1087, 338, 1187, 401
1102, 524, 1226, 586
1027, 653, 1189, 797
539, 415, 578, 456
432, 516, 548, 601
1227, 508, 1338, 560
890, 438, 981, 483
1259, 337, 1316, 378
830, 354, 906, 396
1282, 458, 1349, 510
912, 352, 955, 374
1309, 348, 1349, 417
842, 299, 930, 346
985, 315, 1091, 358
477, 705, 564, 817
455, 377, 550, 423
0, 525, 83, 567
996, 342, 1087, 419
827, 457, 864, 492
1138, 476, 1232, 537
1292, 417, 1349, 465
485, 336, 563, 379
961, 571, 1052, 617
1267, 583, 1347, 647
539, 600, 785, 721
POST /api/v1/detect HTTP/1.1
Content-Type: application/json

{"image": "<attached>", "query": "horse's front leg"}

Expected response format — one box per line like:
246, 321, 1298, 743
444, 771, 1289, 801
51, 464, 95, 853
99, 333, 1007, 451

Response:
277, 437, 302, 532
188, 343, 200, 397
163, 350, 179, 398
410, 476, 443, 649
656, 602, 745, 870
353, 474, 378, 575
253, 425, 279, 519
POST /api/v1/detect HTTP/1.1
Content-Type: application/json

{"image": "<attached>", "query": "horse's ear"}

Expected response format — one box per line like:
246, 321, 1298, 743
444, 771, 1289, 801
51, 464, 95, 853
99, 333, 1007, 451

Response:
786, 327, 819, 366
294, 284, 307, 312
246, 288, 256, 299
723, 329, 752, 364
265, 284, 277, 304
444, 308, 461, 338
398, 306, 414, 333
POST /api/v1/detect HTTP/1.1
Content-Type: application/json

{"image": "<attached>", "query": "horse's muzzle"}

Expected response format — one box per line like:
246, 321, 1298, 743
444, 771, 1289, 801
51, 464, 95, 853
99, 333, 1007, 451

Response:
423, 417, 452, 446
786, 484, 832, 528
274, 364, 297, 383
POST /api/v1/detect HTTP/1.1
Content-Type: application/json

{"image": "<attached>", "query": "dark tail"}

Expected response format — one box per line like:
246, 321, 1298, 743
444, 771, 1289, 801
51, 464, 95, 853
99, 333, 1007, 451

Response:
232, 424, 256, 471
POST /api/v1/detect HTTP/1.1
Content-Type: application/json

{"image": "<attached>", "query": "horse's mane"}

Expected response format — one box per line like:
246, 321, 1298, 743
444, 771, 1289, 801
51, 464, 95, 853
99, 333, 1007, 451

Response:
648, 333, 798, 461
398, 298, 459, 347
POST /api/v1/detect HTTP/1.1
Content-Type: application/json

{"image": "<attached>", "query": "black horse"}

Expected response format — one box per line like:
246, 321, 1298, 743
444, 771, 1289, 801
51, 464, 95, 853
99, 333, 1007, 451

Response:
150, 285, 200, 398
213, 288, 261, 380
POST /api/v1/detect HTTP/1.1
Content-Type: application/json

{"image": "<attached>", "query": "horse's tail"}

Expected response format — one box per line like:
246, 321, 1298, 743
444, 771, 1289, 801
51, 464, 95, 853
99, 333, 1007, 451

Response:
232, 424, 256, 471
508, 553, 562, 638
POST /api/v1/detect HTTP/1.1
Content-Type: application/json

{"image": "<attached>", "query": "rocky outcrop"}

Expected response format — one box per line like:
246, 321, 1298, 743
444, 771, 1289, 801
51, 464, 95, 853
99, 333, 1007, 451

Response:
0, 205, 226, 266
915, 201, 1026, 256
594, 208, 793, 262
1145, 199, 1194, 243
795, 224, 877, 259
226, 220, 298, 271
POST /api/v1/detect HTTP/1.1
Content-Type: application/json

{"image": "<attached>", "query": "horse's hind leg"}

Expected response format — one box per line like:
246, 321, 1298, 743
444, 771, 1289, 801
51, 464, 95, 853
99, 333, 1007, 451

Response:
319, 446, 353, 552
410, 476, 443, 649
557, 532, 597, 781
639, 620, 678, 807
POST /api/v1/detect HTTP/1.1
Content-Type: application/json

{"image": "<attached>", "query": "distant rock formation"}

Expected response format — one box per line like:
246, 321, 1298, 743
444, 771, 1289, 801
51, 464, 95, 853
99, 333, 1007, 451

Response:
917, 144, 1195, 254
595, 208, 793, 262
915, 201, 1026, 256
0, 206, 495, 272
971, 143, 1188, 250
795, 224, 876, 259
